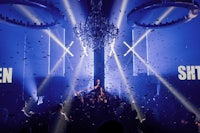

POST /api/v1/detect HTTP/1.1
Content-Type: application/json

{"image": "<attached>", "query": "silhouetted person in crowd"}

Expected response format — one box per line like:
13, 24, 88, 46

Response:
97, 120, 124, 133
139, 110, 161, 133
123, 109, 140, 133
48, 103, 69, 133
0, 108, 8, 133
17, 101, 32, 133
178, 112, 199, 133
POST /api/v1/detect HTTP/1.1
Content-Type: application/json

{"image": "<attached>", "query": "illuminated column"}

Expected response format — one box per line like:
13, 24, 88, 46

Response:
48, 29, 51, 75
22, 33, 27, 100
146, 29, 150, 76
156, 79, 160, 96
94, 47, 104, 87
63, 28, 66, 76
131, 28, 150, 75
132, 29, 137, 76
49, 28, 66, 76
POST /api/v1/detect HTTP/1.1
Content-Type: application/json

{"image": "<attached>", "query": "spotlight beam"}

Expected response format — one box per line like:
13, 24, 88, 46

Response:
26, 41, 73, 110
18, 3, 75, 107
15, 4, 42, 24
123, 41, 132, 49
62, 0, 88, 55
124, 7, 175, 56
39, 51, 67, 93
133, 50, 200, 120
16, 4, 74, 56
26, 52, 67, 110
112, 50, 143, 121
48, 54, 86, 133
37, 41, 73, 93
44, 30, 74, 56
33, 42, 74, 132
64, 54, 86, 113
109, 0, 128, 56
62, 0, 76, 26
124, 30, 152, 56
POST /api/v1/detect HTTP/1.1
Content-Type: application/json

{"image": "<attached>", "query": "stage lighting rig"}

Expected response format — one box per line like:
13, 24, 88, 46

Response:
0, 0, 64, 29
127, 0, 199, 29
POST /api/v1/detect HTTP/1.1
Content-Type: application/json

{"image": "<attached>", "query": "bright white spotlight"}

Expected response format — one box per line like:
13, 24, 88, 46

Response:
24, 76, 38, 102
16, 5, 74, 57
67, 41, 74, 49
27, 41, 73, 110
123, 41, 132, 54
111, 49, 143, 121
37, 51, 68, 94
62, 0, 88, 56
16, 4, 41, 24
124, 7, 175, 56
116, 0, 128, 28
109, 0, 128, 56
124, 29, 152, 56
44, 30, 74, 56
64, 54, 87, 114
62, 0, 76, 26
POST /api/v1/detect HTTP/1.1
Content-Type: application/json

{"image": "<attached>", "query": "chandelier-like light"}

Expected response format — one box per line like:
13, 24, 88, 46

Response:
73, 0, 119, 50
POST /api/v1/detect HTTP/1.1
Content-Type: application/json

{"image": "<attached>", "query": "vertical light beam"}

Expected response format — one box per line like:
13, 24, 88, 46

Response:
62, 0, 88, 56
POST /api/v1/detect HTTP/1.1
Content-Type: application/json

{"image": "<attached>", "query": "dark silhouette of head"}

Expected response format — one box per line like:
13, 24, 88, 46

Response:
186, 112, 196, 122
97, 120, 124, 133
56, 103, 63, 112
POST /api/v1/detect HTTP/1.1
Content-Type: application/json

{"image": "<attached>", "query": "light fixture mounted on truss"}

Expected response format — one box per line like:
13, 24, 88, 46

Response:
127, 0, 199, 28
0, 0, 64, 29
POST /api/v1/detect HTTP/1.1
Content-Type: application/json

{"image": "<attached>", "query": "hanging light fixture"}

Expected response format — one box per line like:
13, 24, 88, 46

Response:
73, 0, 119, 50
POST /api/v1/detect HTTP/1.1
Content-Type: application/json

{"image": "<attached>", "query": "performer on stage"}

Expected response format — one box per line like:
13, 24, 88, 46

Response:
94, 79, 104, 101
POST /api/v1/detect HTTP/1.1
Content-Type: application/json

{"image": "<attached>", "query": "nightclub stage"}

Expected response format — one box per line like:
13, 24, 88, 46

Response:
0, 0, 200, 133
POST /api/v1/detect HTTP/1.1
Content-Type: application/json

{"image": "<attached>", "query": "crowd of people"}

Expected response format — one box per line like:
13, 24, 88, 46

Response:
0, 79, 199, 133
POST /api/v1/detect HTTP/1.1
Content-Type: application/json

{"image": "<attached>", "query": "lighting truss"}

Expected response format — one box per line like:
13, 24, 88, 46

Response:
0, 0, 63, 29
127, 0, 199, 28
